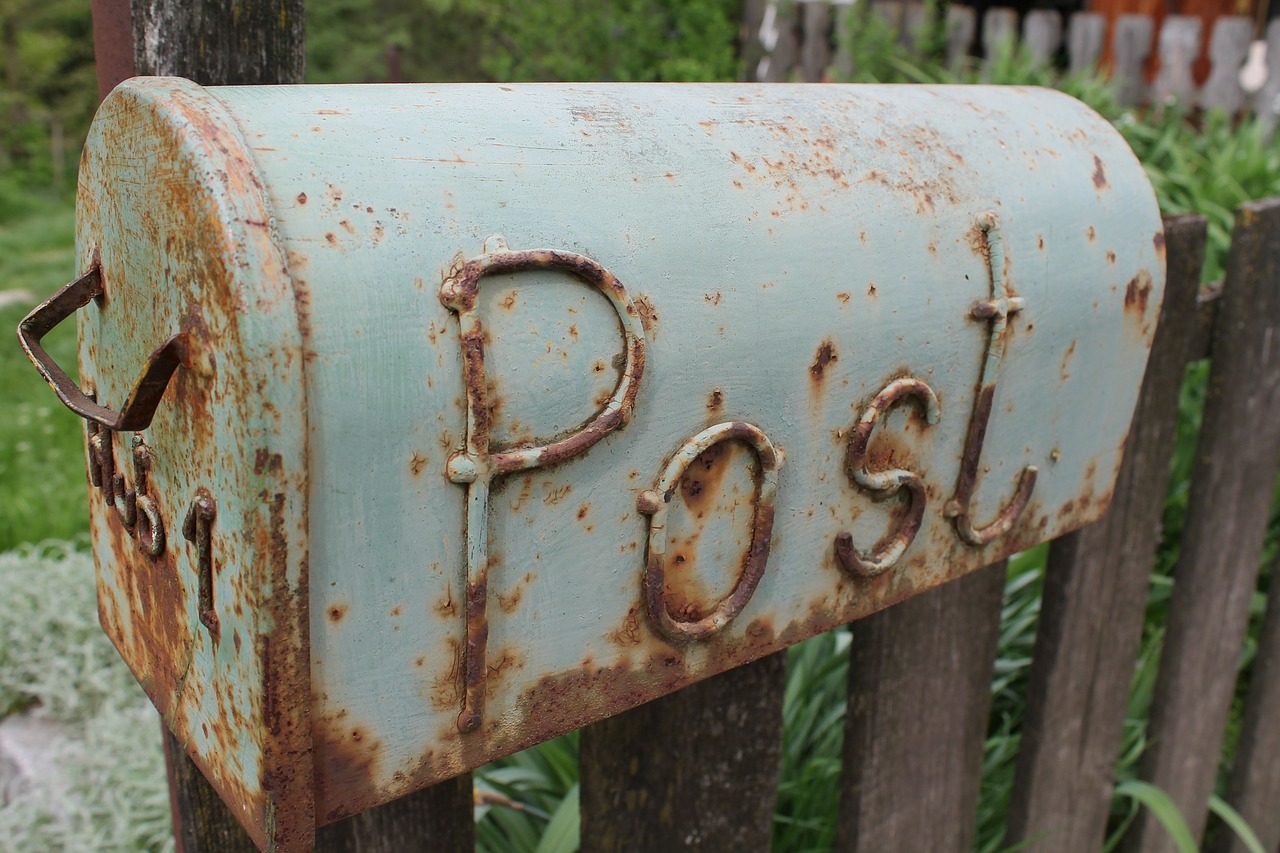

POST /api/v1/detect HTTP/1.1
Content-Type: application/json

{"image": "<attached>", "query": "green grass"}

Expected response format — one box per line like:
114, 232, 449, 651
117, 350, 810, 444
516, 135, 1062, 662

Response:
0, 198, 85, 552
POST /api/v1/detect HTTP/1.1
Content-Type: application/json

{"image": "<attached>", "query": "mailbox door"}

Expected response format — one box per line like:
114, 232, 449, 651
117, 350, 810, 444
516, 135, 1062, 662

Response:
73, 81, 313, 849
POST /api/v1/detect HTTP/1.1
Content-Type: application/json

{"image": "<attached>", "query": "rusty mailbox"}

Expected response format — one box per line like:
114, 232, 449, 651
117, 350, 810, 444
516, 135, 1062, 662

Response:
19, 77, 1164, 850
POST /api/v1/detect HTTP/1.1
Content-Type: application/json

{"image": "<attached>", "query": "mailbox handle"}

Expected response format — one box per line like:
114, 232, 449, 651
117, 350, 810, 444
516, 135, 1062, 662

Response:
17, 263, 186, 431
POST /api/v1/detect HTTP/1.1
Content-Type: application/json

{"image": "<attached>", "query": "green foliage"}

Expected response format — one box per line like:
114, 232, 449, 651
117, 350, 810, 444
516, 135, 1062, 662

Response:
306, 0, 742, 84
476, 733, 579, 852
0, 201, 84, 552
774, 628, 850, 852
0, 0, 96, 194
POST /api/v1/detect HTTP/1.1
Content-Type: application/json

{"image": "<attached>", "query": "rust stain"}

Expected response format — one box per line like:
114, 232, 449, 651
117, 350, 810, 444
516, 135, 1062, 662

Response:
837, 292, 850, 305
676, 441, 733, 518
409, 451, 428, 477
1086, 225, 1096, 243
576, 502, 592, 521
704, 291, 723, 306
1060, 339, 1077, 381
543, 484, 571, 506
633, 294, 659, 340
810, 340, 838, 382
434, 588, 458, 618
707, 388, 724, 412
296, 192, 307, 205
608, 606, 644, 646
1092, 154, 1109, 190
1124, 270, 1153, 315
327, 604, 348, 624
313, 712, 385, 823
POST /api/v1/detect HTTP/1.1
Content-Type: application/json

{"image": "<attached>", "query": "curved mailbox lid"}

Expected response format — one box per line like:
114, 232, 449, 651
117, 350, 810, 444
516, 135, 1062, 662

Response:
77, 78, 1163, 845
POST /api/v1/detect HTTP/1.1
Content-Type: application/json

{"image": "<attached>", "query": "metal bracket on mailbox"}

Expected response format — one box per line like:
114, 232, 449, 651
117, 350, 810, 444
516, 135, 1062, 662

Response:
439, 236, 647, 733
944, 212, 1038, 545
637, 422, 782, 641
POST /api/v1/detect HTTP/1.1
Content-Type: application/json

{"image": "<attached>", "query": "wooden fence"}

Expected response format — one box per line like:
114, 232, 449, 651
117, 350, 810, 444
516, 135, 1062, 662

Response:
743, 1, 1280, 131
92, 2, 1280, 851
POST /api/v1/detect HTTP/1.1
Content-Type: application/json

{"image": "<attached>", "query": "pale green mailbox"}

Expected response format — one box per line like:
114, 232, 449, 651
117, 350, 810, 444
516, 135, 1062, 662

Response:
19, 77, 1164, 850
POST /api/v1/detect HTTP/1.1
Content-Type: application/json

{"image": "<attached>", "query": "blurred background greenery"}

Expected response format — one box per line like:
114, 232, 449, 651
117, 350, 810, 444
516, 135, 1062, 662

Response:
1, 2, 1278, 851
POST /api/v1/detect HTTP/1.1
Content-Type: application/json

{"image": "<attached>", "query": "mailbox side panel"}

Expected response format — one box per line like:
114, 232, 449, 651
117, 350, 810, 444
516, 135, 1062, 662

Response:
212, 82, 1164, 821
77, 79, 314, 850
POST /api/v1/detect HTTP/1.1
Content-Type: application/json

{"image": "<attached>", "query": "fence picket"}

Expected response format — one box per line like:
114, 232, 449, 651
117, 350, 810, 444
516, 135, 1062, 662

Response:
1068, 13, 1107, 76
983, 7, 1019, 78
901, 1, 928, 51
1004, 215, 1208, 853
1126, 198, 1280, 853
947, 5, 977, 71
801, 1, 834, 82
1251, 20, 1280, 138
1113, 15, 1155, 107
835, 561, 1005, 852
1216, 570, 1280, 853
761, 1, 801, 83
1200, 17, 1252, 113
1152, 16, 1202, 105
578, 651, 787, 852
1024, 10, 1063, 69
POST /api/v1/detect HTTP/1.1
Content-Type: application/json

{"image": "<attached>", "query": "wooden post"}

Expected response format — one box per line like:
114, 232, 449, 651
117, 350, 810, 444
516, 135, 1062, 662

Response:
1126, 198, 1280, 852
1216, 564, 1280, 853
1004, 215, 1208, 853
579, 652, 788, 852
128, 0, 306, 84
90, 0, 135, 102
835, 561, 1006, 851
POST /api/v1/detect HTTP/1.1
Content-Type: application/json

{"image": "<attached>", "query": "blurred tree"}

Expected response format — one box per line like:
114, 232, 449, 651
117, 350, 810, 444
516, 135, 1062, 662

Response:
306, 0, 743, 84
0, 0, 96, 190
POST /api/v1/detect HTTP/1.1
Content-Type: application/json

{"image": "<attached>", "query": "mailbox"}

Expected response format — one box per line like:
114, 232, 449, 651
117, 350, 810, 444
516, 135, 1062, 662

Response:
19, 77, 1164, 850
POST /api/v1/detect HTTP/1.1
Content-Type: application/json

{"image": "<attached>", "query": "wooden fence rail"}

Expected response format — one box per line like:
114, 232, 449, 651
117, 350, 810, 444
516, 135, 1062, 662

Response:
745, 1, 1280, 135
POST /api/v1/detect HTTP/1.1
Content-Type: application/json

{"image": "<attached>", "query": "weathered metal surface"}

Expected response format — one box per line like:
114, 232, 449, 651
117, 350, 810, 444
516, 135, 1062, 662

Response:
68, 79, 314, 851
31, 77, 1163, 849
